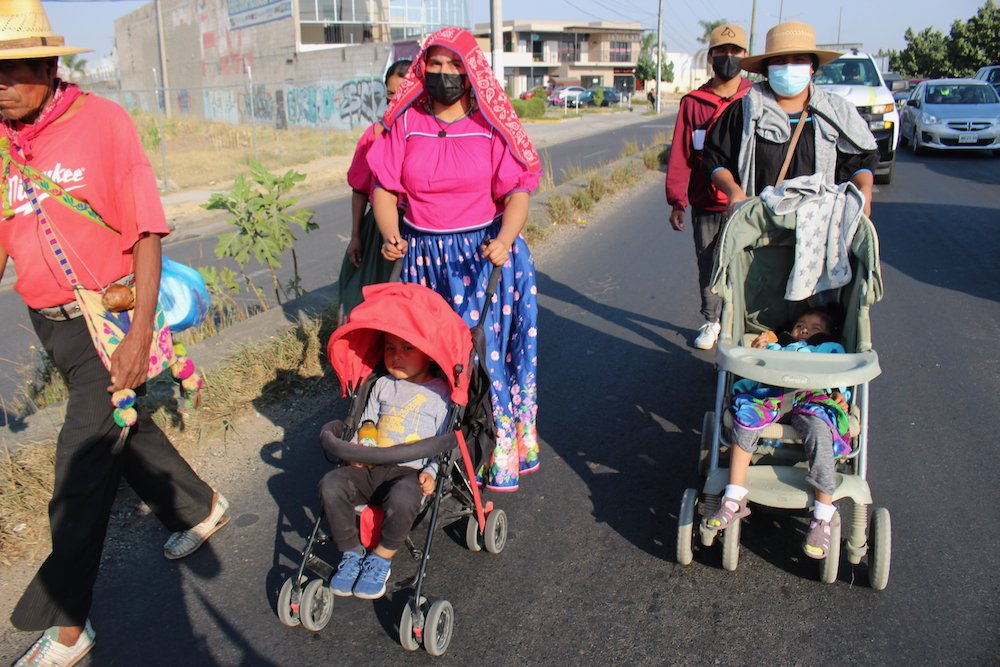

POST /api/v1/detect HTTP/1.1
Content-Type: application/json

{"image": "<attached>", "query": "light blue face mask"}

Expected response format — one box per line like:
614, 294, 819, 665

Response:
768, 63, 812, 96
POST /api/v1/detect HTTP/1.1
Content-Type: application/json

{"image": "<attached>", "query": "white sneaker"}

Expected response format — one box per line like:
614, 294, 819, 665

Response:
14, 619, 95, 667
693, 321, 721, 350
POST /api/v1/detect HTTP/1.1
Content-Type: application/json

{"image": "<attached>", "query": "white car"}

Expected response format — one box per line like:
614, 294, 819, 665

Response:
548, 86, 586, 107
814, 51, 900, 184
899, 79, 1000, 156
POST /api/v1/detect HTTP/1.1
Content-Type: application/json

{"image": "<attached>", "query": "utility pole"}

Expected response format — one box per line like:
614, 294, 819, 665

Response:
490, 0, 504, 85
154, 0, 171, 119
749, 0, 758, 56
655, 0, 663, 114
837, 6, 843, 44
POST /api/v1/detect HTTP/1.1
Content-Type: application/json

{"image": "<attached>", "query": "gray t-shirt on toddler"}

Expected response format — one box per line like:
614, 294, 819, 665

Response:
360, 375, 450, 476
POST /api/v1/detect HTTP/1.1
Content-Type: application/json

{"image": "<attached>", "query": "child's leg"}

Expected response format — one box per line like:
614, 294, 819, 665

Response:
703, 426, 760, 529
354, 467, 422, 600
790, 413, 837, 509
790, 413, 838, 559
318, 466, 376, 553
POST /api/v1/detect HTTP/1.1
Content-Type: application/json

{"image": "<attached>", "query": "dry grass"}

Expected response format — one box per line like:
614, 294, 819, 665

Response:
571, 188, 594, 212
132, 111, 361, 190
546, 194, 574, 225
0, 443, 55, 564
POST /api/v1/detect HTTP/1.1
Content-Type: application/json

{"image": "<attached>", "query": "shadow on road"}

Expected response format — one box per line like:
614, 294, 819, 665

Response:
534, 271, 716, 561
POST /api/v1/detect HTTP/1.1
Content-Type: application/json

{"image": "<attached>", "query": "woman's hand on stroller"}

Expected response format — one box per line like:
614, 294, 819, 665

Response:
725, 190, 748, 220
419, 472, 435, 496
381, 235, 409, 261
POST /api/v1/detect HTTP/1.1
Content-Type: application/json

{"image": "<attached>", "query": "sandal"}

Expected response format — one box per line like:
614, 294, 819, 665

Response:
702, 495, 750, 530
164, 492, 230, 560
803, 518, 831, 559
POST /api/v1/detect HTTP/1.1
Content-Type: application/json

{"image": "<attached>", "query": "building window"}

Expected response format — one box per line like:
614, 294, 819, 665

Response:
610, 41, 631, 63
559, 36, 579, 63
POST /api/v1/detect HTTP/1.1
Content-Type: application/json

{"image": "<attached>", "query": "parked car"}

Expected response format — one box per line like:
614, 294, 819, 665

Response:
899, 78, 1000, 155
813, 51, 899, 184
578, 86, 621, 107
548, 86, 586, 106
973, 64, 1000, 95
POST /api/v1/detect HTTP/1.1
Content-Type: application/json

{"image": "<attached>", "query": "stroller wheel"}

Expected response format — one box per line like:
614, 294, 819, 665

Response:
276, 575, 303, 627
868, 507, 892, 591
299, 579, 335, 632
484, 509, 508, 554
465, 516, 483, 552
424, 599, 455, 657
677, 488, 698, 565
819, 511, 842, 584
398, 596, 425, 651
722, 519, 741, 571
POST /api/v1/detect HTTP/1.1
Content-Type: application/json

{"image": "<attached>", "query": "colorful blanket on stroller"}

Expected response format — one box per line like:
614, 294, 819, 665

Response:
732, 380, 852, 458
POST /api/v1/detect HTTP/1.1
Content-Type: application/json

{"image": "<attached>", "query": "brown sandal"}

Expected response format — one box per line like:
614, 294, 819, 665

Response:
703, 495, 750, 530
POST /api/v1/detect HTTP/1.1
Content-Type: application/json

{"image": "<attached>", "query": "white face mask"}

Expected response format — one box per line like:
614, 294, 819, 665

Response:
768, 63, 812, 97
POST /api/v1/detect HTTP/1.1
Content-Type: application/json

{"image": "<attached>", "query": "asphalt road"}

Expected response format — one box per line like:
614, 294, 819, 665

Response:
2, 130, 999, 665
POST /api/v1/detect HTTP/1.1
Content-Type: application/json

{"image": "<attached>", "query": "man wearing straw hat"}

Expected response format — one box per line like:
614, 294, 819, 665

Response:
699, 22, 877, 559
0, 2, 228, 664
702, 21, 878, 218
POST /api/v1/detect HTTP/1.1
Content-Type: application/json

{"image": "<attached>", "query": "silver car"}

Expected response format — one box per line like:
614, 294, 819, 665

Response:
900, 78, 1000, 155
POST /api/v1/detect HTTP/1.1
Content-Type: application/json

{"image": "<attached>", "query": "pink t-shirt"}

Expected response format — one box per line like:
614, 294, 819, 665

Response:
0, 95, 169, 309
367, 106, 540, 233
347, 123, 377, 194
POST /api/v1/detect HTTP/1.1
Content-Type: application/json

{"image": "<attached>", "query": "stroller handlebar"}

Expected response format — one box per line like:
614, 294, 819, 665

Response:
716, 342, 881, 388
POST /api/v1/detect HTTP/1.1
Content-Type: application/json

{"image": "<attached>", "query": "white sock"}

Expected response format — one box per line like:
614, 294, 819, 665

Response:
724, 484, 749, 501
813, 501, 836, 522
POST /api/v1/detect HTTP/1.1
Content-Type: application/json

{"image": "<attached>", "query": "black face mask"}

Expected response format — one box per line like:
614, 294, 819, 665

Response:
425, 72, 467, 105
712, 55, 742, 81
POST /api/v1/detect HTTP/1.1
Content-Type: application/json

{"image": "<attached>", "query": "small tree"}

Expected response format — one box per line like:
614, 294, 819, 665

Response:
60, 54, 86, 81
204, 161, 317, 306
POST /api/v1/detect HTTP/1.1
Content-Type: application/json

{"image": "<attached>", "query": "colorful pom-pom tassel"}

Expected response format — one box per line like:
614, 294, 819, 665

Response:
113, 407, 138, 428
170, 357, 196, 381
172, 342, 187, 357
111, 389, 136, 409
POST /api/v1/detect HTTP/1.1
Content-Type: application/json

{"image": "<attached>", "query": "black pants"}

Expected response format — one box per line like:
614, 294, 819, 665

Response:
319, 465, 422, 553
692, 208, 725, 323
11, 312, 214, 631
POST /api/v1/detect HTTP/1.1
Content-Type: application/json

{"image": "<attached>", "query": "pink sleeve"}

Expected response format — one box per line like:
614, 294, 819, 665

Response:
367, 114, 407, 194
110, 106, 169, 251
347, 124, 377, 193
491, 131, 540, 200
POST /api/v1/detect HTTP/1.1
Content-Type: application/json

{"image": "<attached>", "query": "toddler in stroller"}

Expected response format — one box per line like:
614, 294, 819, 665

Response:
676, 192, 892, 589
275, 277, 508, 657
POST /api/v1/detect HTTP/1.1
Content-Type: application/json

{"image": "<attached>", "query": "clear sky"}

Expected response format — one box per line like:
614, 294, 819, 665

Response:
44, 0, 990, 64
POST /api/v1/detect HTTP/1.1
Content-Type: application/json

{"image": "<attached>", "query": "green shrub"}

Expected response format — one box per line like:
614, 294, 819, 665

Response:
593, 88, 604, 107
512, 95, 546, 119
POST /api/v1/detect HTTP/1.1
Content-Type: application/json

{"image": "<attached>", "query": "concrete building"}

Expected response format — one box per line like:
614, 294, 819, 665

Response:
114, 0, 469, 130
472, 20, 643, 98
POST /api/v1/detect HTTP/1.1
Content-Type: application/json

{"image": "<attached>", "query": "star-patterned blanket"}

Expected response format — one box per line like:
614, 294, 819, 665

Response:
760, 173, 865, 301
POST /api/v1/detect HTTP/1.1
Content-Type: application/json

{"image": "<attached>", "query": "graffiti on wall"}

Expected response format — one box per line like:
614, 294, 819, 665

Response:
283, 79, 387, 130
203, 89, 241, 125
176, 89, 191, 114
242, 84, 275, 121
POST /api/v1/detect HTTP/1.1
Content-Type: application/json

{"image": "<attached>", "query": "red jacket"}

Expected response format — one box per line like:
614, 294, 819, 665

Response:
665, 77, 751, 213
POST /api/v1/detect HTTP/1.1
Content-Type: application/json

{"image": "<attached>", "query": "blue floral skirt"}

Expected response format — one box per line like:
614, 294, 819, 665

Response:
401, 219, 539, 491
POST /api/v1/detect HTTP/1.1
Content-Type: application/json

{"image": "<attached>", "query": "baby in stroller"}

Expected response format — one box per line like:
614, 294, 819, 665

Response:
320, 332, 450, 599
703, 306, 851, 559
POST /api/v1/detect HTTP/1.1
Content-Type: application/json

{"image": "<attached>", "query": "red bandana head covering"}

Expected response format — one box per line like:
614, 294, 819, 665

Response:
382, 26, 541, 173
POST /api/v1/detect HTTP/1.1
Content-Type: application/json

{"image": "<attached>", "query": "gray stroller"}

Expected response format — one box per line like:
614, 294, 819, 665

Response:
676, 195, 891, 589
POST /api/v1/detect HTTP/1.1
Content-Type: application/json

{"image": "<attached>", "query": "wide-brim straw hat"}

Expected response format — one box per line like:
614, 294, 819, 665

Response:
0, 0, 90, 60
740, 22, 841, 74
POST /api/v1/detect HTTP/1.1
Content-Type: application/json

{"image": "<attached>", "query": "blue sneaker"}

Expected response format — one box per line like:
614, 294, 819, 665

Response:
330, 550, 364, 596
353, 553, 392, 599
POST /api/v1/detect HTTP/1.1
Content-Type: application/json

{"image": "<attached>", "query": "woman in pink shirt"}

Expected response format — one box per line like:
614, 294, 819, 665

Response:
367, 27, 541, 491
337, 58, 411, 324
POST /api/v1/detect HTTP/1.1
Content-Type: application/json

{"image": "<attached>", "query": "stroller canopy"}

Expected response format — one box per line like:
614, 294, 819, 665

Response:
328, 282, 474, 405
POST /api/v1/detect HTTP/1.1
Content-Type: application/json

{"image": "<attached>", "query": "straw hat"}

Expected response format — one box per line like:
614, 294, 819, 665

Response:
0, 0, 90, 61
739, 22, 841, 74
708, 24, 748, 52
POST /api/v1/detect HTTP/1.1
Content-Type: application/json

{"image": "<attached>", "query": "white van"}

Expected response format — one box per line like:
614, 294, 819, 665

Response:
814, 51, 900, 184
